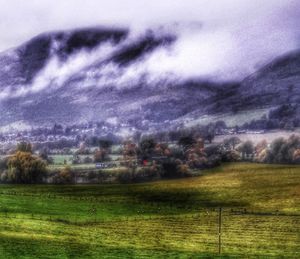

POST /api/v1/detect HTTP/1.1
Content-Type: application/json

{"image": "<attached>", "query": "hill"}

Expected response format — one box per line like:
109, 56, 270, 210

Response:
0, 26, 300, 132
223, 50, 300, 113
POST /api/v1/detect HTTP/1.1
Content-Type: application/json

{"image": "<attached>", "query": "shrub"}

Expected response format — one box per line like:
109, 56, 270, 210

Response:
0, 158, 8, 171
83, 156, 93, 164
221, 150, 240, 162
204, 144, 221, 157
206, 154, 222, 168
162, 161, 178, 177
53, 166, 73, 184
0, 170, 8, 183
117, 168, 138, 183
161, 160, 192, 178
177, 164, 192, 177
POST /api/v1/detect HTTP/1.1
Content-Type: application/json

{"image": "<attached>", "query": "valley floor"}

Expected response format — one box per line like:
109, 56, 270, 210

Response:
0, 163, 299, 258
214, 128, 300, 144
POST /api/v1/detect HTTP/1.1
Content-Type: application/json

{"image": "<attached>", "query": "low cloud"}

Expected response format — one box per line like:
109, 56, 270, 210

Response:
0, 0, 300, 98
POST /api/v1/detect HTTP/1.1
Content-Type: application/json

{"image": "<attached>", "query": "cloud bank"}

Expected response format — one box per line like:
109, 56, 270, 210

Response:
0, 0, 300, 97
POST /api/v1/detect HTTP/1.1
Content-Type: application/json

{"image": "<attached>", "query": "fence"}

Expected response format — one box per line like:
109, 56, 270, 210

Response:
0, 205, 299, 256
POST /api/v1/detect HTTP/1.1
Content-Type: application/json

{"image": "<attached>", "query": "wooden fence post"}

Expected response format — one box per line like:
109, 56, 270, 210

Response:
218, 207, 222, 254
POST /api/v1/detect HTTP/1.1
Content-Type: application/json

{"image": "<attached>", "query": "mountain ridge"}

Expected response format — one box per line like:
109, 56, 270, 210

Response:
0, 26, 299, 133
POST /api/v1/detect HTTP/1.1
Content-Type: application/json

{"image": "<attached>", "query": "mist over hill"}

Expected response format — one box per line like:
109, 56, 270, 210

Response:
0, 26, 299, 133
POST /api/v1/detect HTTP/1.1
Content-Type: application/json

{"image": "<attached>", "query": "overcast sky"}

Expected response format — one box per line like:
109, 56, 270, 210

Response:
0, 0, 300, 83
0, 0, 299, 51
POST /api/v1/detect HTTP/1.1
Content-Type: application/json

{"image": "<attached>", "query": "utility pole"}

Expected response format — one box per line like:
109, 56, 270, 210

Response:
218, 207, 222, 254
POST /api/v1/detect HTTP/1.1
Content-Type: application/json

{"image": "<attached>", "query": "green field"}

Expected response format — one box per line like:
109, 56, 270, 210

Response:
48, 154, 123, 171
0, 163, 299, 258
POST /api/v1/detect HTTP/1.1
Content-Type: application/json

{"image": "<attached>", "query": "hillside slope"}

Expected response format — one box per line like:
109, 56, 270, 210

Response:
216, 51, 300, 113
0, 27, 299, 132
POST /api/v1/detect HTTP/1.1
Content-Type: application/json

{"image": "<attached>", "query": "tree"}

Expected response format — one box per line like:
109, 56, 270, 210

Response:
53, 166, 73, 184
132, 131, 142, 143
17, 142, 32, 153
99, 139, 113, 150
269, 104, 297, 119
52, 123, 64, 135
205, 124, 216, 143
267, 137, 286, 163
178, 136, 196, 151
39, 148, 53, 164
222, 150, 240, 162
8, 151, 47, 183
255, 140, 268, 155
94, 149, 108, 163
223, 137, 241, 150
204, 144, 221, 157
83, 156, 93, 164
267, 135, 300, 164
122, 140, 137, 167
293, 149, 300, 163
154, 143, 171, 156
238, 141, 254, 160
254, 140, 268, 163
185, 139, 207, 169
139, 138, 156, 160
215, 120, 227, 133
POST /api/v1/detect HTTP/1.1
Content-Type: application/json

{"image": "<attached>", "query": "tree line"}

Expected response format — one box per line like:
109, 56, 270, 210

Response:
0, 133, 300, 184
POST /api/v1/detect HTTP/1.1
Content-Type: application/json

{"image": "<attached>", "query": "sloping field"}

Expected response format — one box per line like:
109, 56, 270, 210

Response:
0, 163, 299, 258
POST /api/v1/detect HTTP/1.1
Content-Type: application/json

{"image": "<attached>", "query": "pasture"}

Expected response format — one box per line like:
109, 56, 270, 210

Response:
0, 163, 299, 258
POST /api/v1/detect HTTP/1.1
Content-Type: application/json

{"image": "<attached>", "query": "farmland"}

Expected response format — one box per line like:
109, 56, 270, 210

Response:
47, 153, 123, 171
214, 128, 300, 145
0, 163, 299, 258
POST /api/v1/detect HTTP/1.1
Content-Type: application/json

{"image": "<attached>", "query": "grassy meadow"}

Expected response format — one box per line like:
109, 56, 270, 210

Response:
0, 163, 299, 258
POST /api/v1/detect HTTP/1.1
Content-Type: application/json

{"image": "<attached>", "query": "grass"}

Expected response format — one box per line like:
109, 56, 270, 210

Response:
185, 108, 270, 127
0, 163, 299, 258
48, 163, 97, 171
48, 154, 122, 171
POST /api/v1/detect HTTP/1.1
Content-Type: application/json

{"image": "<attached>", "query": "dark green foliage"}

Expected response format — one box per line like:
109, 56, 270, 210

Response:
178, 136, 196, 150
139, 138, 156, 159
98, 139, 113, 149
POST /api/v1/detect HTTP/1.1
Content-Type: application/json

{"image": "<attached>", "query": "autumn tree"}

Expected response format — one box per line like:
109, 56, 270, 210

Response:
185, 138, 207, 169
8, 151, 47, 183
53, 166, 73, 184
293, 149, 300, 163
123, 140, 138, 167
